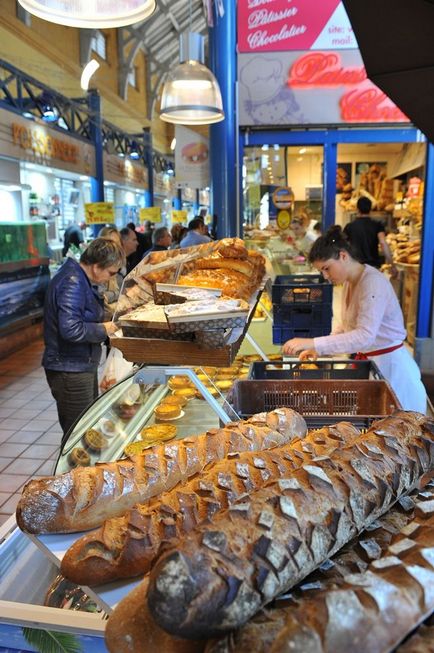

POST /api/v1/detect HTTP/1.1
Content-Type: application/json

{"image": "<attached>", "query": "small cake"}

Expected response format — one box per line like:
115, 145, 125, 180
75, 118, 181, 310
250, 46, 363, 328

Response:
198, 366, 216, 376
215, 372, 235, 381
195, 385, 219, 399
140, 424, 177, 442
217, 367, 238, 375
83, 429, 108, 452
172, 387, 196, 400
160, 394, 188, 409
116, 402, 140, 420
268, 353, 283, 361
168, 375, 194, 390
196, 373, 212, 382
154, 403, 182, 420
215, 379, 233, 391
124, 440, 155, 457
68, 447, 91, 467
99, 418, 119, 437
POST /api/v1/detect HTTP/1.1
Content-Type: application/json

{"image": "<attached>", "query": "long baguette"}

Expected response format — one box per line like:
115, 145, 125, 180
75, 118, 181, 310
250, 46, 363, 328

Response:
147, 411, 434, 639
206, 482, 434, 653
61, 422, 360, 585
16, 408, 306, 534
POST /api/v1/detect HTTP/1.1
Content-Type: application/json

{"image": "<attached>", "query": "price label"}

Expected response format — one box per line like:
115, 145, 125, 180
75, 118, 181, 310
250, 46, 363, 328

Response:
140, 207, 161, 223
277, 209, 291, 230
172, 210, 188, 224
84, 202, 115, 225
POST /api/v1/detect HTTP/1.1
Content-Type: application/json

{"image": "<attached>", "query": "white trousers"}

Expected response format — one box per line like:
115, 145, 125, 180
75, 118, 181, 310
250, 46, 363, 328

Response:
369, 346, 427, 414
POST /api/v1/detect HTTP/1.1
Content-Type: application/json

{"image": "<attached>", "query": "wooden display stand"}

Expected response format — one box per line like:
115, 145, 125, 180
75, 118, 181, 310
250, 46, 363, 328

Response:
396, 263, 419, 346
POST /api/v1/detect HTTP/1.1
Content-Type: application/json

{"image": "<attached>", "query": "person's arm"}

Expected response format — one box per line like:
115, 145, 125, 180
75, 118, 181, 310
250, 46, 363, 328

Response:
57, 277, 107, 344
378, 231, 398, 277
313, 278, 388, 355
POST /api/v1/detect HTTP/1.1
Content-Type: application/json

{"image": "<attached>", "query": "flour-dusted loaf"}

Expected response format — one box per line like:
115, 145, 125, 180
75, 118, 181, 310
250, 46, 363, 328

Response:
206, 481, 434, 653
147, 411, 434, 639
105, 576, 204, 653
61, 422, 360, 585
16, 408, 307, 534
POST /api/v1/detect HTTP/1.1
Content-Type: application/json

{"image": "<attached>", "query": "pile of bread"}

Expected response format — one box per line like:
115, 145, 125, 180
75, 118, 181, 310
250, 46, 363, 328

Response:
386, 233, 421, 264
15, 408, 434, 652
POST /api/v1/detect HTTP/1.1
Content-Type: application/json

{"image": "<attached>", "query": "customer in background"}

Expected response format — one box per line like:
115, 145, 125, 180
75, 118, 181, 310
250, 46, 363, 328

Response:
143, 226, 172, 256
126, 221, 148, 266
282, 226, 426, 413
344, 197, 397, 275
170, 224, 188, 248
62, 221, 86, 257
98, 226, 123, 315
290, 217, 316, 256
142, 220, 154, 251
180, 217, 212, 248
42, 238, 125, 445
120, 226, 139, 274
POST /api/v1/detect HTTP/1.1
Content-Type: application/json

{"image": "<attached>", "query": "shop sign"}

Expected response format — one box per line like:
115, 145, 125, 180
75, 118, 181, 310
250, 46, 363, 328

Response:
104, 153, 148, 189
277, 209, 291, 229
272, 186, 294, 209
85, 202, 115, 224
140, 207, 161, 223
171, 210, 188, 224
175, 126, 210, 189
238, 0, 357, 53
238, 49, 409, 126
12, 123, 79, 163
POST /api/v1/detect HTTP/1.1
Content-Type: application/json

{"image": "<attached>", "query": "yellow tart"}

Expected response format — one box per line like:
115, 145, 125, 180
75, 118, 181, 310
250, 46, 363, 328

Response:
168, 375, 194, 390
160, 394, 187, 408
140, 424, 177, 442
172, 387, 196, 400
154, 403, 182, 420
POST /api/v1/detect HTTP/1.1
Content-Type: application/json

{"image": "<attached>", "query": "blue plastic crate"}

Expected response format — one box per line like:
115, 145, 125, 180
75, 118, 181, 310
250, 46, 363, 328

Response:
273, 303, 332, 329
272, 324, 330, 344
272, 274, 332, 305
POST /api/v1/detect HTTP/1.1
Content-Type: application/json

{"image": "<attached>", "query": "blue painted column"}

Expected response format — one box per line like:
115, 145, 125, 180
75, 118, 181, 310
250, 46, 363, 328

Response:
323, 141, 337, 230
174, 189, 182, 211
193, 189, 200, 215
209, 1, 237, 238
87, 88, 104, 236
416, 142, 434, 338
143, 127, 154, 207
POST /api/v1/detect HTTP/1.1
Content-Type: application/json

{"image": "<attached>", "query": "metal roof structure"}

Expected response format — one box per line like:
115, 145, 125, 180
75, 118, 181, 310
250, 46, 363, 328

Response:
117, 0, 209, 117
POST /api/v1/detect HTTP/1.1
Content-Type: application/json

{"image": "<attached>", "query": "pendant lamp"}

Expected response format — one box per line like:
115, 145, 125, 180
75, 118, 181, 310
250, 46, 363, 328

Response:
160, 33, 224, 125
17, 0, 156, 28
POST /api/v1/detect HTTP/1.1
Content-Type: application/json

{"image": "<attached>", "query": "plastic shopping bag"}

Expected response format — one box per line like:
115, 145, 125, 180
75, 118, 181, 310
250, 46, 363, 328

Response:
99, 347, 134, 392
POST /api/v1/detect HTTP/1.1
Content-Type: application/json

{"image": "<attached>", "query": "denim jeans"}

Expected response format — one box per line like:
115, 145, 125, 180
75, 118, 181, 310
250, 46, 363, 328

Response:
45, 369, 98, 446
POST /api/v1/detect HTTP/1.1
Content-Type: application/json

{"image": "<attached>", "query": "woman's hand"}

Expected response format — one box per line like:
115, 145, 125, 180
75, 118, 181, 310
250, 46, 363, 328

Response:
282, 337, 315, 356
103, 321, 117, 336
299, 348, 318, 361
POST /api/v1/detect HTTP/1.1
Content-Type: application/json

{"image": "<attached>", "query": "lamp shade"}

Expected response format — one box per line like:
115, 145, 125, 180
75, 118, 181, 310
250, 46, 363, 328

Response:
159, 33, 224, 125
17, 0, 156, 28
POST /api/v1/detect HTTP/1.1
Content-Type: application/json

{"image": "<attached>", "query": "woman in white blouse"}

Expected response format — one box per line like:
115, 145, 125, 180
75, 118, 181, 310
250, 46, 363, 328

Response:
283, 226, 427, 413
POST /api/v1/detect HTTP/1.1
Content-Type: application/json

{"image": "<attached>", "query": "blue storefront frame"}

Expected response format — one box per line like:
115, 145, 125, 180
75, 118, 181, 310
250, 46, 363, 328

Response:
240, 126, 432, 339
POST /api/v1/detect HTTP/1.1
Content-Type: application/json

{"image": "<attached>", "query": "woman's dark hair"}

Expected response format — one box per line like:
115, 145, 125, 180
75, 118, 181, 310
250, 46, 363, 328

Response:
308, 225, 358, 264
80, 237, 125, 269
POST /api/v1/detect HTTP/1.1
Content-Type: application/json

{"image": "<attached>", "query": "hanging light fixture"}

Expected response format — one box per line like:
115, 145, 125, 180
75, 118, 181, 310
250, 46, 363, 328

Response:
17, 0, 156, 28
160, 32, 224, 125
129, 140, 140, 160
39, 91, 58, 122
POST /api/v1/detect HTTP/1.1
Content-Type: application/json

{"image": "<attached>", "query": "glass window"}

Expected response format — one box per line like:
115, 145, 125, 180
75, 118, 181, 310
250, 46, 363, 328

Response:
91, 30, 107, 60
128, 66, 138, 89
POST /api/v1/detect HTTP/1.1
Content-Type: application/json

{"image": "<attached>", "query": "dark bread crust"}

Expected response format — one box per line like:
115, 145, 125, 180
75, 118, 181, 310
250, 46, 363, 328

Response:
147, 411, 434, 639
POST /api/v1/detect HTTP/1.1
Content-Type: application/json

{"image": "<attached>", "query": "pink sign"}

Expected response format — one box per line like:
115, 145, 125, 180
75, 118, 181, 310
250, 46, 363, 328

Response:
238, 0, 357, 53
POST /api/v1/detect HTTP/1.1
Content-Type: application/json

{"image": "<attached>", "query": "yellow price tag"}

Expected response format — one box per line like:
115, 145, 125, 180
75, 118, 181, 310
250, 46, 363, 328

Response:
84, 202, 115, 225
140, 207, 161, 223
277, 209, 291, 230
172, 210, 188, 224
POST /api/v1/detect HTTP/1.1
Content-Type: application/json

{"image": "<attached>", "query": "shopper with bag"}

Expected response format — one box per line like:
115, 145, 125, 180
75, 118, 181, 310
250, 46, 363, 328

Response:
282, 225, 427, 413
43, 238, 125, 445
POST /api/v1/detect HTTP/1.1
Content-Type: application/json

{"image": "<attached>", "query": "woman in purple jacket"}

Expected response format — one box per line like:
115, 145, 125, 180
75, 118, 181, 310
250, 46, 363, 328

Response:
42, 238, 125, 444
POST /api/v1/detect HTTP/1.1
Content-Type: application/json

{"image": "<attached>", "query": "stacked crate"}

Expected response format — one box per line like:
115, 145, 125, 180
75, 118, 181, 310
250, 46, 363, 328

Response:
271, 274, 333, 344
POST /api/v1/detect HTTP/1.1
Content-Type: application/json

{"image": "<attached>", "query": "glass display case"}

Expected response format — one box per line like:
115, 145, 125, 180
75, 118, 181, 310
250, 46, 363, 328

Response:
55, 365, 240, 475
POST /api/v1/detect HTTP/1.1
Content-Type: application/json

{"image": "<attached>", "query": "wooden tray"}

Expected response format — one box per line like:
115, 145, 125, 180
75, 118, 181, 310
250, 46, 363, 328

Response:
111, 285, 266, 366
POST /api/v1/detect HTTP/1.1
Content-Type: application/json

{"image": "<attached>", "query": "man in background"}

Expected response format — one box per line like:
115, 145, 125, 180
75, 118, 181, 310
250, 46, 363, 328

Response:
344, 197, 396, 275
126, 222, 148, 266
62, 221, 85, 257
180, 217, 212, 248
143, 226, 172, 256
120, 226, 139, 274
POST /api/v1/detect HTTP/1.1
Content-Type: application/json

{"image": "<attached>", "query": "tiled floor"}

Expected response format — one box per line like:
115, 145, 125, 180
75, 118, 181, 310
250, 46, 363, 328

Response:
0, 339, 62, 526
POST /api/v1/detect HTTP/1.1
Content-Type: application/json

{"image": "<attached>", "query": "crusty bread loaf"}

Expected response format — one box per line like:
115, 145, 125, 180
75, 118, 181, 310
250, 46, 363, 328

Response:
216, 238, 248, 259
16, 408, 307, 534
195, 257, 254, 278
60, 422, 360, 585
147, 411, 434, 639
395, 615, 434, 653
206, 481, 434, 653
105, 576, 204, 653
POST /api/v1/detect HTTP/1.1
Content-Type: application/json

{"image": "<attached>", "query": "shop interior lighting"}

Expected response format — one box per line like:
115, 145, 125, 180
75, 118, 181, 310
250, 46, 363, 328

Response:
0, 182, 31, 191
80, 59, 100, 91
17, 0, 156, 28
160, 32, 224, 125
129, 141, 140, 160
298, 147, 307, 154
